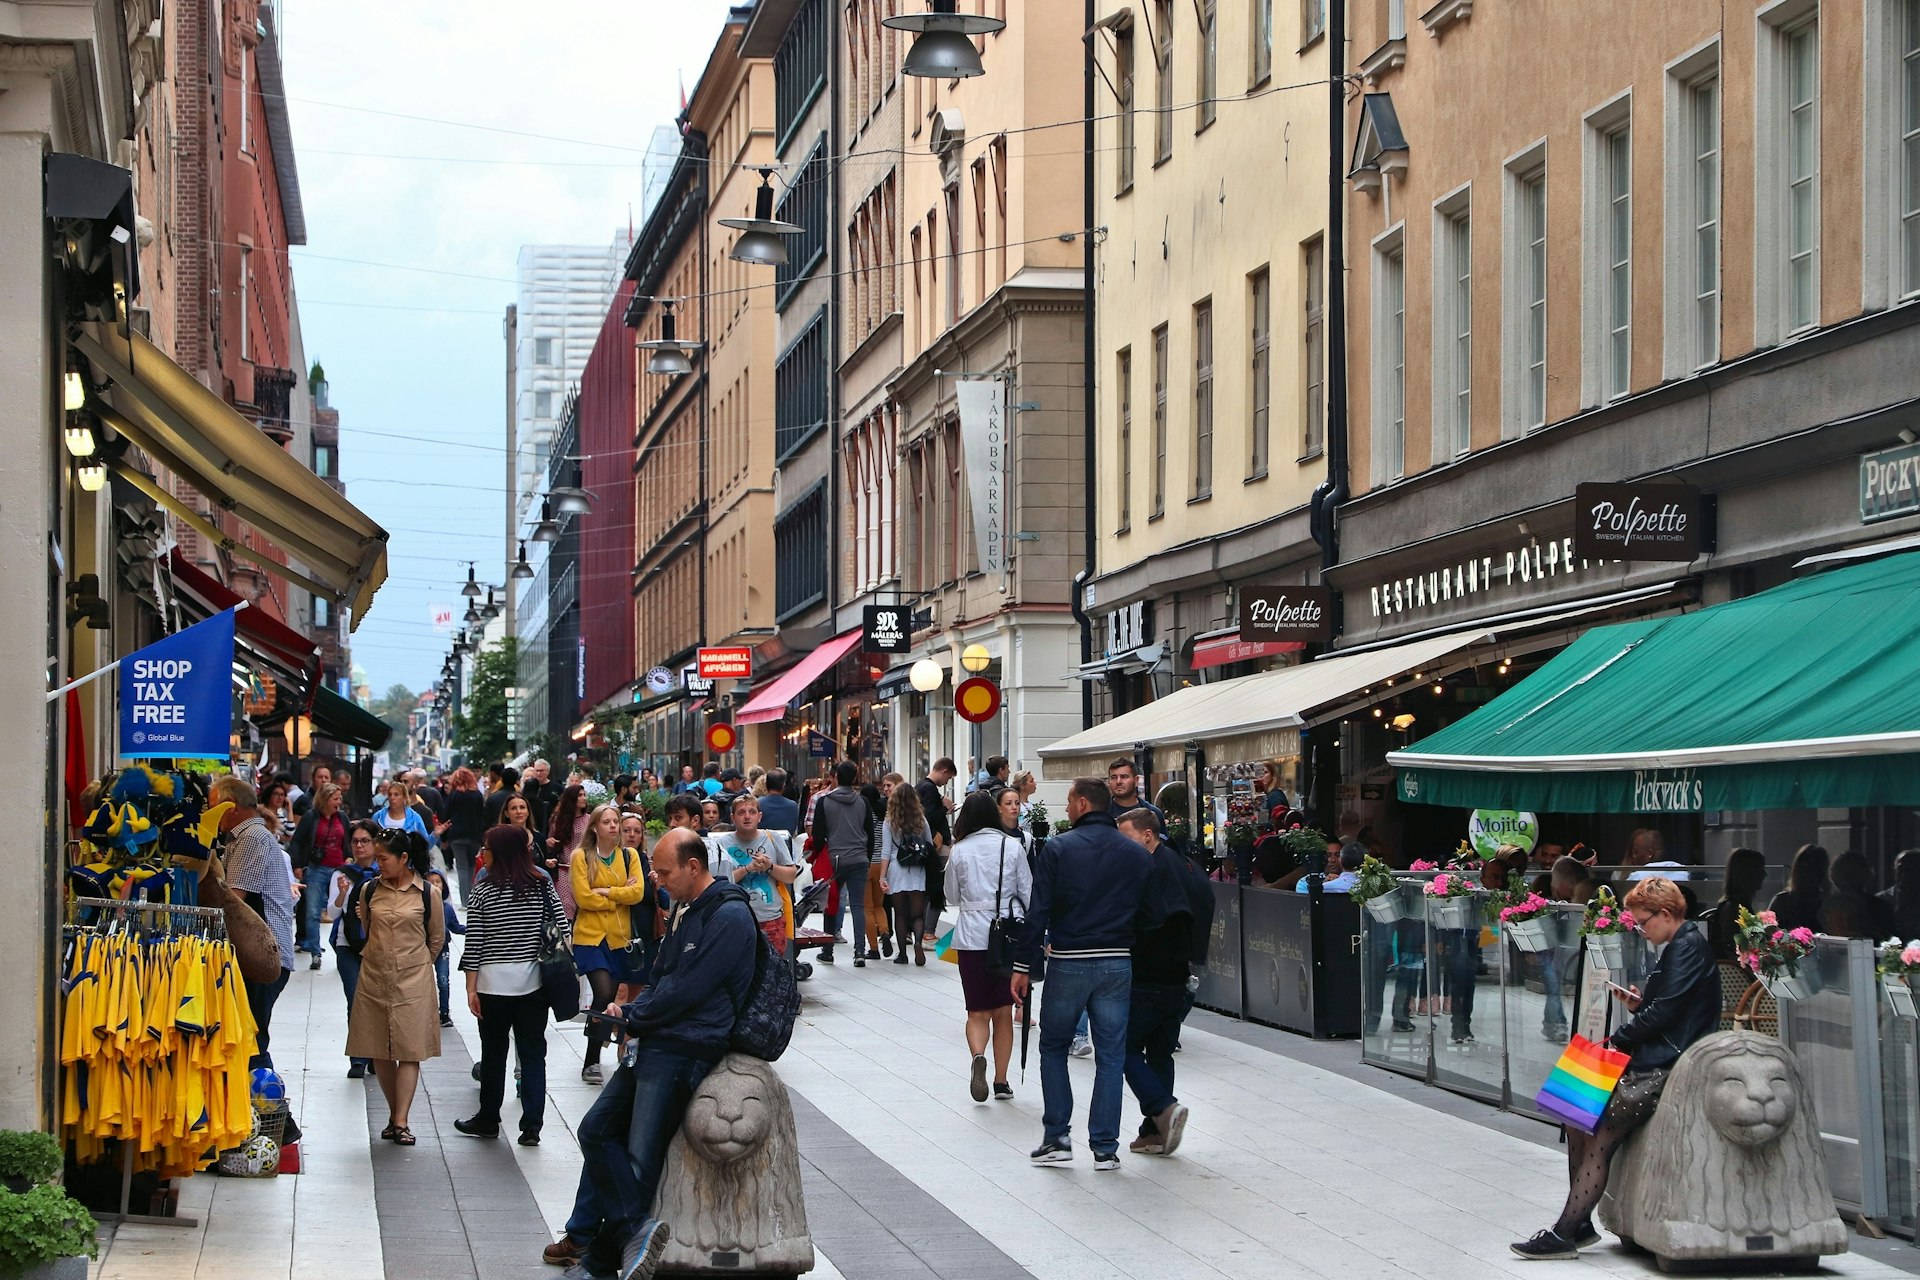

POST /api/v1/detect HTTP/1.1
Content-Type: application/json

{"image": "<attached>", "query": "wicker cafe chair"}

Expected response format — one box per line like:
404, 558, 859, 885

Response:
1716, 961, 1750, 1032
1732, 979, 1781, 1038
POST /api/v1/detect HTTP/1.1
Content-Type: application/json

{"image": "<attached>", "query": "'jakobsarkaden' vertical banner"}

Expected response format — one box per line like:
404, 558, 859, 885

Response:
955, 377, 1007, 575
119, 608, 238, 759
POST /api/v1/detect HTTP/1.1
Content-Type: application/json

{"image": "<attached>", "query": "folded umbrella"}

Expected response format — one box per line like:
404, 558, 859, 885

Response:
1019, 994, 1032, 1083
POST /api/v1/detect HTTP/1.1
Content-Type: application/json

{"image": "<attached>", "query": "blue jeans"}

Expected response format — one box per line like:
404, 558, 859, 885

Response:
1540, 946, 1570, 1031
571, 1045, 715, 1262
1039, 956, 1131, 1155
334, 944, 370, 1068
298, 869, 333, 956
1122, 982, 1190, 1126
435, 951, 451, 1020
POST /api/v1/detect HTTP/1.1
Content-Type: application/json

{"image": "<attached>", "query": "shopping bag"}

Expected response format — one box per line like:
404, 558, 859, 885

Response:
1535, 1033, 1630, 1134
934, 927, 960, 964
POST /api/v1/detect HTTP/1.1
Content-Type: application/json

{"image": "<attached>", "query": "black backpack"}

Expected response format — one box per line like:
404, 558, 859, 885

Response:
730, 918, 800, 1061
893, 824, 937, 868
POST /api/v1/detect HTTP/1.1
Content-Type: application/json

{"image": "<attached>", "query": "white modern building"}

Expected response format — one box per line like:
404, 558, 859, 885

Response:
513, 236, 630, 521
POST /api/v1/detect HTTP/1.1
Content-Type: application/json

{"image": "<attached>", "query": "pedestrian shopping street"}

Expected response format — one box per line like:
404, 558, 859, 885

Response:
91, 942, 1917, 1280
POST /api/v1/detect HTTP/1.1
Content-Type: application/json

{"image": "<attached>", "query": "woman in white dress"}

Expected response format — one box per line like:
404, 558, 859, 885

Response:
944, 791, 1033, 1102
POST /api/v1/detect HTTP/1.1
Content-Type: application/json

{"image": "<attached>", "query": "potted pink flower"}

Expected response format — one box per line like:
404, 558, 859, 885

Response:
1578, 885, 1639, 969
1499, 892, 1557, 953
1422, 865, 1480, 931
1733, 906, 1821, 1000
1877, 939, 1920, 1018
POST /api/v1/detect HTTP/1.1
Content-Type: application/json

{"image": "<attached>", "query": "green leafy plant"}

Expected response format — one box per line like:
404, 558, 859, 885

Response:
1225, 818, 1259, 851
0, 1182, 97, 1268
1163, 815, 1190, 844
1276, 825, 1329, 860
645, 819, 666, 840
1348, 854, 1400, 905
1579, 885, 1641, 938
1052, 819, 1073, 835
1026, 799, 1049, 834
455, 637, 520, 766
0, 1133, 59, 1188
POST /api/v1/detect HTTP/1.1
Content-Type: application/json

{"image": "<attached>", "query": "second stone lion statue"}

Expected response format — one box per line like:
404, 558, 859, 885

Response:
652, 1053, 815, 1278
1600, 1029, 1847, 1268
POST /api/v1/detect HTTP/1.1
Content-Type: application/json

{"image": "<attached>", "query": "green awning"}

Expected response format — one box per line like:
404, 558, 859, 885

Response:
259, 685, 393, 753
1389, 551, 1920, 813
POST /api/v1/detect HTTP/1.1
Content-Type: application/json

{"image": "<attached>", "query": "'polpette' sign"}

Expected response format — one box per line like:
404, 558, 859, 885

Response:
119, 608, 238, 759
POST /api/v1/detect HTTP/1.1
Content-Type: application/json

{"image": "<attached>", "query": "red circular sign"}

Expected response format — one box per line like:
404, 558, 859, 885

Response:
706, 722, 738, 754
954, 677, 1001, 724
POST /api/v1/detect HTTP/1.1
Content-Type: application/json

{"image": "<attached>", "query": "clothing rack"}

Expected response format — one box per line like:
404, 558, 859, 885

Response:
65, 897, 230, 1228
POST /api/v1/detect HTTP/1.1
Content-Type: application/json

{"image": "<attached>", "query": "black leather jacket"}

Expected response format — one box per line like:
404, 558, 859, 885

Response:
1609, 925, 1720, 1070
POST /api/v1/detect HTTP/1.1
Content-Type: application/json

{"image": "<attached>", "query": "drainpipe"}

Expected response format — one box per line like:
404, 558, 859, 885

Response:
1074, 0, 1097, 731
1310, 0, 1349, 580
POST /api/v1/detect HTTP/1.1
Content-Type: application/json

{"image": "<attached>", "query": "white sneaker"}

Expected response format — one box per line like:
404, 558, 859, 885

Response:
1069, 1037, 1093, 1058
1092, 1152, 1121, 1171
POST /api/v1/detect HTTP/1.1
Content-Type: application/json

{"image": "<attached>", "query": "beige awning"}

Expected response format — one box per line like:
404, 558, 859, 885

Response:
72, 324, 387, 626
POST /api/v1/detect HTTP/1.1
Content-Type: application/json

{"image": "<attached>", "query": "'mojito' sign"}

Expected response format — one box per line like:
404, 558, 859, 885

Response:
1573, 482, 1703, 561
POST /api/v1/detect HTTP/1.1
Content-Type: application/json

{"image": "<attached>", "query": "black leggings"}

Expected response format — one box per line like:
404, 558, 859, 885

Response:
582, 968, 620, 1064
1556, 1070, 1667, 1234
889, 891, 926, 947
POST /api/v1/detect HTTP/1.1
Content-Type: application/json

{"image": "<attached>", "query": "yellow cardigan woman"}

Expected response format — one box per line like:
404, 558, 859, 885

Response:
568, 804, 649, 1083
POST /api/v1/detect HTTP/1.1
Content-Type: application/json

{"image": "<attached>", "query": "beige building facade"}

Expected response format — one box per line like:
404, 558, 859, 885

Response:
1085, 0, 1333, 733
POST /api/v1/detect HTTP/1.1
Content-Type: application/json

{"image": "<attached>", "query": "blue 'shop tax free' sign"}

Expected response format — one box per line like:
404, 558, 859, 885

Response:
119, 608, 237, 759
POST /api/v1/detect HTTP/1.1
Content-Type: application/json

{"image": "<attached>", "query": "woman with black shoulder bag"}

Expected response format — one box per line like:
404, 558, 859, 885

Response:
944, 791, 1033, 1103
878, 779, 936, 966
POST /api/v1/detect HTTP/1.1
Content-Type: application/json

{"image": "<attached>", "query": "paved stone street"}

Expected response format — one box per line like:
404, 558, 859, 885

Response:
92, 943, 1920, 1280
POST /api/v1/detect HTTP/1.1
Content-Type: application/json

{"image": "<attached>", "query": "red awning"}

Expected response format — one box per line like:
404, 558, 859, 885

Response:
735, 629, 865, 725
168, 549, 321, 672
1189, 635, 1303, 671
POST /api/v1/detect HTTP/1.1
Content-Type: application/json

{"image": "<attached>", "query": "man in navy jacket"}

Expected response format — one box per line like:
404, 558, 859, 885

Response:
548, 828, 756, 1280
1011, 777, 1180, 1170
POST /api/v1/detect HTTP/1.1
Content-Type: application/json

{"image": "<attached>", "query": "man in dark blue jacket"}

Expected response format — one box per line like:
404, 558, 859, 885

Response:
1011, 777, 1179, 1170
549, 828, 757, 1280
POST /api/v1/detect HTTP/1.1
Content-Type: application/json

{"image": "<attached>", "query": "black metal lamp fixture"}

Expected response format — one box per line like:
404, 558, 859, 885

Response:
886, 0, 1005, 78
637, 301, 696, 376
459, 562, 482, 598
481, 587, 500, 621
530, 498, 561, 544
717, 170, 804, 266
511, 540, 535, 580
463, 599, 482, 624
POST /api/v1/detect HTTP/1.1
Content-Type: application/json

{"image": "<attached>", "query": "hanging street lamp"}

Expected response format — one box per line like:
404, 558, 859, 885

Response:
718, 169, 804, 266
887, 0, 1005, 78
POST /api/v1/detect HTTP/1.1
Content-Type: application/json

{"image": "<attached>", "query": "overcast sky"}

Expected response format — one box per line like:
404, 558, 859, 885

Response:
280, 0, 737, 697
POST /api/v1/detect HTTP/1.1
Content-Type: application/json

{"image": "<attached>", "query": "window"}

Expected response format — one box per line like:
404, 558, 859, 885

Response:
1154, 0, 1174, 164
775, 0, 828, 152
1192, 300, 1214, 498
1303, 0, 1326, 44
774, 482, 829, 621
1197, 0, 1218, 130
1664, 50, 1720, 375
1248, 269, 1271, 477
535, 337, 554, 365
239, 49, 252, 154
1583, 104, 1632, 404
1251, 0, 1273, 84
1503, 149, 1548, 437
1902, 1, 1920, 295
775, 308, 829, 461
1372, 232, 1405, 483
972, 158, 988, 301
312, 443, 336, 478
944, 183, 962, 325
1116, 19, 1136, 192
1785, 25, 1819, 331
535, 390, 552, 418
1433, 196, 1471, 460
775, 136, 829, 305
1116, 347, 1133, 530
1303, 237, 1324, 456
312, 597, 332, 629
1151, 324, 1169, 517
1757, 7, 1819, 340
238, 246, 251, 362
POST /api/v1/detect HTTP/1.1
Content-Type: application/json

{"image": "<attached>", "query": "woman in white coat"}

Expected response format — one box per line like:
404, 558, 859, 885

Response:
878, 779, 936, 966
943, 791, 1033, 1102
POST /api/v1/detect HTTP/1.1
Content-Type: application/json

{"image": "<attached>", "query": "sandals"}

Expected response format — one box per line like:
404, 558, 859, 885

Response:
391, 1126, 416, 1146
379, 1123, 397, 1141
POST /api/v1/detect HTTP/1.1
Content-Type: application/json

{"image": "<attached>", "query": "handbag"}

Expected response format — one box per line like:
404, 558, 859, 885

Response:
622, 847, 655, 956
538, 885, 580, 1022
1535, 1033, 1630, 1133
982, 835, 1025, 977
894, 823, 935, 869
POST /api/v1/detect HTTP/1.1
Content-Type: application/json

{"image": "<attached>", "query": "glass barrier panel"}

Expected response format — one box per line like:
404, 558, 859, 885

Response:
1426, 891, 1505, 1103
1359, 881, 1428, 1078
1508, 907, 1655, 1123
1880, 985, 1920, 1236
1780, 937, 1869, 1215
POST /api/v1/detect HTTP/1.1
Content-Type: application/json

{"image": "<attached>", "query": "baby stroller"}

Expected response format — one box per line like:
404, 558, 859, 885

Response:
788, 878, 834, 982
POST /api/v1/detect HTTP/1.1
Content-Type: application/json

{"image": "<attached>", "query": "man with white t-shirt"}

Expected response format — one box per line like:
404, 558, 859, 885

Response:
715, 793, 798, 952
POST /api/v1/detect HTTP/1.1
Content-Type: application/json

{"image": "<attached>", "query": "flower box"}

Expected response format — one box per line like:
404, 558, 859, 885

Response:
1585, 932, 1627, 970
1361, 890, 1415, 924
1885, 974, 1918, 1020
1426, 895, 1479, 931
1760, 965, 1823, 1002
1505, 915, 1555, 953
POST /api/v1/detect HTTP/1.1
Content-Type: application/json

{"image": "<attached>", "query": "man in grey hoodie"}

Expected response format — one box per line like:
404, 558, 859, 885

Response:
810, 760, 878, 967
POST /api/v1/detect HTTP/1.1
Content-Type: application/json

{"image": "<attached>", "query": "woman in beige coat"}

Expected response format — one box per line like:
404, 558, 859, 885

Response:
346, 829, 445, 1145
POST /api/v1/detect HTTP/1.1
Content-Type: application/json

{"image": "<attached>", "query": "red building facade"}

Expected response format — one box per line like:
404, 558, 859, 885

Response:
577, 280, 639, 714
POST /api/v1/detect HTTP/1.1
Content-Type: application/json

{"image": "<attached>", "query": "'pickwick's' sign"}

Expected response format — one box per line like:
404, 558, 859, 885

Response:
1239, 585, 1333, 643
1573, 483, 1704, 561
1860, 442, 1920, 523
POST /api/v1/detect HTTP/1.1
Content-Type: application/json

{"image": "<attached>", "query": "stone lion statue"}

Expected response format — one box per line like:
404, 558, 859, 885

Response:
653, 1053, 814, 1277
1601, 1030, 1847, 1265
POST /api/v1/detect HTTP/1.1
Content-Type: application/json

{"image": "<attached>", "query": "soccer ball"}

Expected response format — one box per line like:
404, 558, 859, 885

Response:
249, 1067, 286, 1106
218, 1133, 280, 1177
